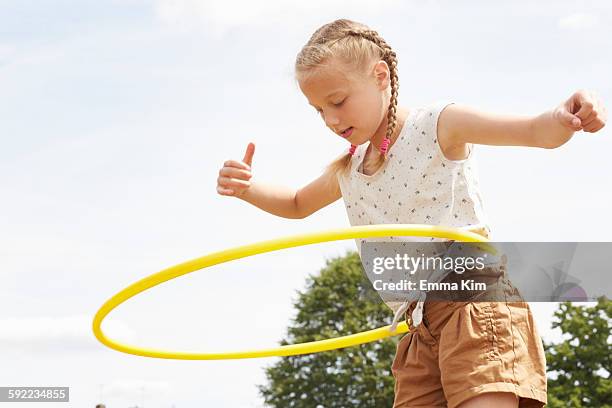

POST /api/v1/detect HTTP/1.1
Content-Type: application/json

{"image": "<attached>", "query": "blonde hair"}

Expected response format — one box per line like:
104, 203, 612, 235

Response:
295, 19, 400, 179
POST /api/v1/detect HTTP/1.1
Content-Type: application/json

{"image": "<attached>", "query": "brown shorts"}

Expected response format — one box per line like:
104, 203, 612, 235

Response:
391, 265, 548, 407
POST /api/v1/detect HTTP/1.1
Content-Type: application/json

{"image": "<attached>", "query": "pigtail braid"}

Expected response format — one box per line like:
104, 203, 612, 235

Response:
296, 19, 400, 179
345, 29, 400, 150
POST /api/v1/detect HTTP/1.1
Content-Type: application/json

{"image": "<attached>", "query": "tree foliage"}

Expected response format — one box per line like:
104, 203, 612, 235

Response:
258, 251, 612, 408
258, 251, 400, 407
544, 297, 611, 407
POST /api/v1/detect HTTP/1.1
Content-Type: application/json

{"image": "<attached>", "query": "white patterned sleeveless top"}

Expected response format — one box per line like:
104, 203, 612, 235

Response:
337, 101, 492, 327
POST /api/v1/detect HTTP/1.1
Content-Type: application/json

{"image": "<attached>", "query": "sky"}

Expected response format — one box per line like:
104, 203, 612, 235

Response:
1, 0, 610, 407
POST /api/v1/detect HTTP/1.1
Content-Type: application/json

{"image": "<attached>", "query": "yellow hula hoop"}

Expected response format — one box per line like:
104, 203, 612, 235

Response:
92, 224, 491, 360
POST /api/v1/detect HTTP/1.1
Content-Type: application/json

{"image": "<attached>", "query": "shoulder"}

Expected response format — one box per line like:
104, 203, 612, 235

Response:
408, 101, 456, 145
407, 101, 472, 162
409, 102, 455, 136
430, 102, 472, 162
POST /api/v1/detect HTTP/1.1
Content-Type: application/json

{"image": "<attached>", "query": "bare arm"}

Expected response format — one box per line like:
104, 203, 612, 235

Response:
240, 166, 341, 219
294, 164, 342, 218
238, 181, 301, 219
437, 90, 607, 155
217, 143, 341, 219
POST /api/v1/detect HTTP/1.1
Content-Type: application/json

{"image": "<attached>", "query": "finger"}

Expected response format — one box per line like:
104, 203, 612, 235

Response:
580, 110, 599, 127
558, 107, 582, 130
583, 99, 607, 130
243, 142, 255, 167
218, 176, 250, 188
574, 96, 594, 121
583, 119, 605, 133
224, 159, 250, 171
219, 167, 252, 180
217, 186, 235, 196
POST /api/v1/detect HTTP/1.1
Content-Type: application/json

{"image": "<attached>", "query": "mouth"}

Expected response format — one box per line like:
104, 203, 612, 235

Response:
339, 127, 354, 139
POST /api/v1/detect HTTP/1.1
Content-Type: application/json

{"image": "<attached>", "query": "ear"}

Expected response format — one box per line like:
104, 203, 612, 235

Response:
372, 60, 390, 90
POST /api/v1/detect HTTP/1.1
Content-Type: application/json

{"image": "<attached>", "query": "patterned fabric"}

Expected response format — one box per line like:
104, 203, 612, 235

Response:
337, 101, 492, 326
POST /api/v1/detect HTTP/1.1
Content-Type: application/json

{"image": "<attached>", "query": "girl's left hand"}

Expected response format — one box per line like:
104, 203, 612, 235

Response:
554, 90, 607, 133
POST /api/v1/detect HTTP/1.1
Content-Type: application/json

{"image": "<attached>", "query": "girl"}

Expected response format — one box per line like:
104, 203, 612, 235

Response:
216, 19, 606, 408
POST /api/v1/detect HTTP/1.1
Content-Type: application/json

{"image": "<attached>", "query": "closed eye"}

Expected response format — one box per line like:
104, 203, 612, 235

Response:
312, 98, 346, 115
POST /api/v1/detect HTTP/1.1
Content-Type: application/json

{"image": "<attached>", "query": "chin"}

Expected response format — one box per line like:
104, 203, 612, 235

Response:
354, 135, 373, 146
346, 131, 367, 145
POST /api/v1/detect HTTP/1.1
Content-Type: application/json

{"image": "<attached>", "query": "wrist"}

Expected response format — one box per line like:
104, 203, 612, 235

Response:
236, 184, 253, 202
533, 109, 575, 149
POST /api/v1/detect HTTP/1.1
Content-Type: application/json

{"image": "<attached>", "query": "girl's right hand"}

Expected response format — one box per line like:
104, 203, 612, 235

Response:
216, 142, 254, 198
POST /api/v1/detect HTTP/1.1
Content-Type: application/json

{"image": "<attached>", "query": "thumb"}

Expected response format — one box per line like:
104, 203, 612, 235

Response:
243, 142, 255, 167
558, 107, 582, 129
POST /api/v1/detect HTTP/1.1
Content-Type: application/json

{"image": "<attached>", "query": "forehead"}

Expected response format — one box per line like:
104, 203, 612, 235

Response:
298, 64, 355, 102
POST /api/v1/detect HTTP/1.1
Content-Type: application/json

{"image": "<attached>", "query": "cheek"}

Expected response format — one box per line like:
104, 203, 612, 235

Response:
351, 98, 381, 127
347, 98, 369, 123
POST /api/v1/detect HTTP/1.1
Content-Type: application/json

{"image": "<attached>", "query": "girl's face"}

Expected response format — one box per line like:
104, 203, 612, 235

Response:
298, 59, 391, 145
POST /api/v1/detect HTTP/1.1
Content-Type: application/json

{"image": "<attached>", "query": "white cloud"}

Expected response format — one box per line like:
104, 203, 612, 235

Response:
1, 2, 610, 406
558, 13, 599, 30
0, 315, 136, 352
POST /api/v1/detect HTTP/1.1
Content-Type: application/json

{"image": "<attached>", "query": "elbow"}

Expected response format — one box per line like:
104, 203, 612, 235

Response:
292, 191, 308, 219
291, 209, 310, 220
288, 209, 307, 219
293, 203, 313, 219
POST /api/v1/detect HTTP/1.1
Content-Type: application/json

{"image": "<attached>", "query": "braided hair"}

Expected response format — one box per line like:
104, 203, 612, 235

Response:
295, 19, 400, 178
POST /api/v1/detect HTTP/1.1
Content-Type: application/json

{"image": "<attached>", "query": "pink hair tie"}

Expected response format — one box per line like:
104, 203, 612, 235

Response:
349, 144, 357, 156
379, 137, 391, 154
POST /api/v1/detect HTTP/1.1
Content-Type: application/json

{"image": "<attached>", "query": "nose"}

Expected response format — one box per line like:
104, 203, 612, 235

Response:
323, 110, 340, 129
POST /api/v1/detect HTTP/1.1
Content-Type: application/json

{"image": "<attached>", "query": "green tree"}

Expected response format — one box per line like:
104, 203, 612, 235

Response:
544, 297, 611, 408
258, 251, 401, 407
